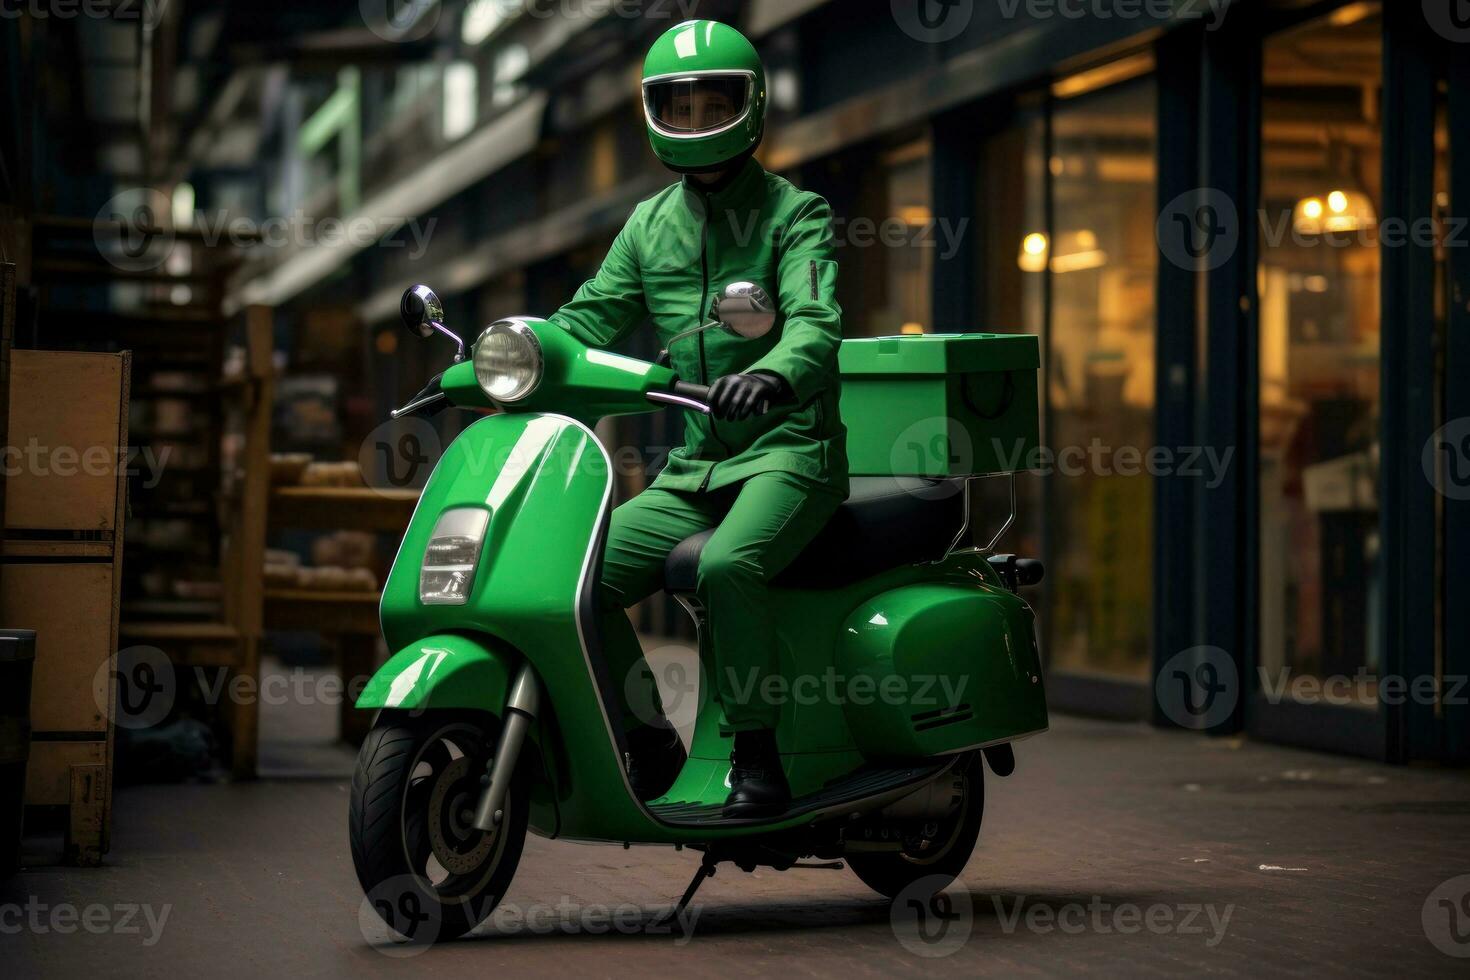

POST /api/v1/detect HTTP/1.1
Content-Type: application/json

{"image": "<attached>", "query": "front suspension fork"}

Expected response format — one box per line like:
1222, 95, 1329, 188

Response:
471, 662, 539, 832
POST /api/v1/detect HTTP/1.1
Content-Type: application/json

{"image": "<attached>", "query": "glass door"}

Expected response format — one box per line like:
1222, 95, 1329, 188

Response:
1256, 6, 1384, 721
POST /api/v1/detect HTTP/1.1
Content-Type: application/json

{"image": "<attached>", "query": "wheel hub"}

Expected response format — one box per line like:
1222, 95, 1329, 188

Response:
427, 756, 498, 876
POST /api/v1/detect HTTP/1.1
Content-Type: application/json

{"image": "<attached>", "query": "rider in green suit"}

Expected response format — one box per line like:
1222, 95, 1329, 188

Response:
549, 20, 847, 817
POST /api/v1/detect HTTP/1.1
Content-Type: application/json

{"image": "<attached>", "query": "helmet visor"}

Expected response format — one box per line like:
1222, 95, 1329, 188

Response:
643, 73, 751, 136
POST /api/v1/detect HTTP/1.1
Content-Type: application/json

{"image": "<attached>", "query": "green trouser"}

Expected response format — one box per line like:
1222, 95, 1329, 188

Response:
599, 471, 844, 735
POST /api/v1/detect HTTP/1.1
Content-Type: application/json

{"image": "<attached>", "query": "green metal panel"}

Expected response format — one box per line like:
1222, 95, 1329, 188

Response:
836, 576, 1048, 758
356, 633, 514, 712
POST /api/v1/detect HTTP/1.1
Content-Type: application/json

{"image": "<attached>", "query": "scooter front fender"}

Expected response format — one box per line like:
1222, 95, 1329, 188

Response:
356, 633, 516, 712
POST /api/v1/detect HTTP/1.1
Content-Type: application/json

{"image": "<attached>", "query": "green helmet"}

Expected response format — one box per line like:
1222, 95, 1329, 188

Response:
641, 20, 766, 173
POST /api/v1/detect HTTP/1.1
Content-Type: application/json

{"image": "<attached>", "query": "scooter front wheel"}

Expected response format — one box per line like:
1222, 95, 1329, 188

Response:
846, 753, 984, 900
349, 710, 527, 945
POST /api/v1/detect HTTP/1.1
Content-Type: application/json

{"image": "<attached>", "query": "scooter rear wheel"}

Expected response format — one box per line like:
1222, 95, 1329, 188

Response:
846, 754, 984, 900
349, 710, 528, 944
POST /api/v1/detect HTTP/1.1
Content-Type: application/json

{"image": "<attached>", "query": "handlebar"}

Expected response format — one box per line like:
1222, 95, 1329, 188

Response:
648, 380, 771, 417
672, 380, 711, 402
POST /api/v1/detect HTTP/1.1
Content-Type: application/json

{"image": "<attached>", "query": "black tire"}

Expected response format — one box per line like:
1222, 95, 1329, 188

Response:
847, 754, 984, 900
349, 710, 527, 944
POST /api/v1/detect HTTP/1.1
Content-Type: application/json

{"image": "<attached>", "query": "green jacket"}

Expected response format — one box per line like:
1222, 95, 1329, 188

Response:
550, 158, 848, 495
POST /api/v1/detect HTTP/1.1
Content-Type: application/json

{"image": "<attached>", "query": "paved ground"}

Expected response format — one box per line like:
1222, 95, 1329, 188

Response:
5, 660, 1470, 977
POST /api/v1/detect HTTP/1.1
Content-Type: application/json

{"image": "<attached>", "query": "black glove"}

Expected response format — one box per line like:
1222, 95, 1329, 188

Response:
707, 372, 787, 422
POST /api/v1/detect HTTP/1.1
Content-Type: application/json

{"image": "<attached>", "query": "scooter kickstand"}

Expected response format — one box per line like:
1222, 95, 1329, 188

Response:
651, 856, 717, 937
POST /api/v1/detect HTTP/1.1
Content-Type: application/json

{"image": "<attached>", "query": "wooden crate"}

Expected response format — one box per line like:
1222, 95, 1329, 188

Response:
2, 349, 128, 865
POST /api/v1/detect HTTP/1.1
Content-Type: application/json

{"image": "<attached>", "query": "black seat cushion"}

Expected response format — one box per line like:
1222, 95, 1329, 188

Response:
662, 476, 965, 592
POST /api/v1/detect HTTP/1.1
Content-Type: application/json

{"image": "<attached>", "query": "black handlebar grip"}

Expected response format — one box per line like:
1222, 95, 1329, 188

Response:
673, 380, 712, 402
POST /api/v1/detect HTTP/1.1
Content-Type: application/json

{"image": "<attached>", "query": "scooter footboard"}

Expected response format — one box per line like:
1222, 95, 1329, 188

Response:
835, 582, 1048, 759
356, 633, 516, 713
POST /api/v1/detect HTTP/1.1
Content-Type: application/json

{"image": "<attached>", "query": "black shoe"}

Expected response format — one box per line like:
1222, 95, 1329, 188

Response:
624, 724, 687, 801
722, 729, 791, 819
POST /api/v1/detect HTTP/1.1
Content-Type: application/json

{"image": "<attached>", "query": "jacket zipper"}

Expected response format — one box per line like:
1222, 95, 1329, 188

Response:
696, 187, 729, 491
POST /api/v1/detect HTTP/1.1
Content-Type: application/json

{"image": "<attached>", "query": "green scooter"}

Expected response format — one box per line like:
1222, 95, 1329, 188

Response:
350, 284, 1048, 943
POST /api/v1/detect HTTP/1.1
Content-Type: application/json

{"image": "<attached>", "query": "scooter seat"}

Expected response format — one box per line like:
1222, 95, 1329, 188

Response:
662, 476, 966, 592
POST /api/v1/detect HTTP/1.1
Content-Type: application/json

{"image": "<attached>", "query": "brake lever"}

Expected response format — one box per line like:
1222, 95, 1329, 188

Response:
390, 390, 448, 420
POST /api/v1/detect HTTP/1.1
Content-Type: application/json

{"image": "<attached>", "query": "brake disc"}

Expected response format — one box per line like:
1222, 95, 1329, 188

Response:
426, 756, 499, 876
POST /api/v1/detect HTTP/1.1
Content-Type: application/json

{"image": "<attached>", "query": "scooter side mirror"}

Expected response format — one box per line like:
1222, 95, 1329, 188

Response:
713, 281, 776, 340
399, 284, 467, 362
400, 284, 444, 340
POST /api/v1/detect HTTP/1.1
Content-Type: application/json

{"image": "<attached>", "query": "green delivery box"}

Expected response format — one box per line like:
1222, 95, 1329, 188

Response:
838, 333, 1040, 477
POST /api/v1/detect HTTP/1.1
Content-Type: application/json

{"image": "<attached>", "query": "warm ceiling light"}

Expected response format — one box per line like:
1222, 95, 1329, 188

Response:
1294, 190, 1376, 235
1018, 232, 1049, 272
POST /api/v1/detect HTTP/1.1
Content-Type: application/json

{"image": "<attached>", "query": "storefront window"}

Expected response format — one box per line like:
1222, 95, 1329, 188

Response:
881, 140, 933, 336
1043, 68, 1158, 681
1257, 7, 1382, 705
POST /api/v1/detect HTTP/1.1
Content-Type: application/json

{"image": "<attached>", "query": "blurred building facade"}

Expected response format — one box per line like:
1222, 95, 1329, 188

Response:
4, 0, 1466, 763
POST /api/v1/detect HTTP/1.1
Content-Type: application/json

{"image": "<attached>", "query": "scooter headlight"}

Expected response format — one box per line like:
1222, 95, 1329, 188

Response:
419, 508, 489, 605
474, 320, 543, 403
